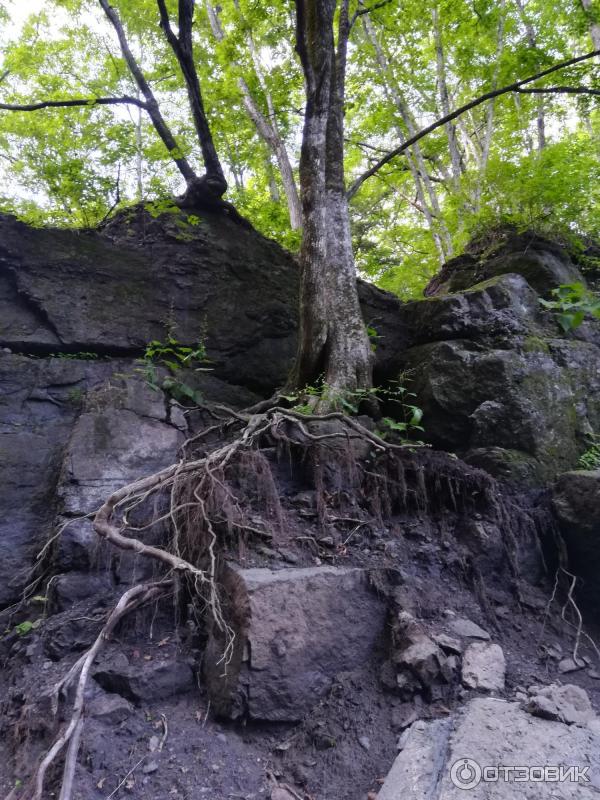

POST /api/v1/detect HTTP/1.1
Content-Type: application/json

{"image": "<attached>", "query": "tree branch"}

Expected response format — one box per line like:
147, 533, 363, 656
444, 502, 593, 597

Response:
0, 95, 148, 112
98, 0, 198, 184
514, 85, 600, 97
157, 0, 226, 195
350, 0, 393, 30
347, 48, 600, 199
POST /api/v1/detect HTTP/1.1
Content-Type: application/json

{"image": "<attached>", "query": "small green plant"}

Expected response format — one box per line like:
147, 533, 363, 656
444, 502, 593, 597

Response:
284, 378, 425, 442
366, 323, 383, 352
144, 198, 180, 218
137, 335, 210, 405
67, 387, 84, 405
14, 619, 40, 636
578, 434, 600, 471
539, 283, 600, 332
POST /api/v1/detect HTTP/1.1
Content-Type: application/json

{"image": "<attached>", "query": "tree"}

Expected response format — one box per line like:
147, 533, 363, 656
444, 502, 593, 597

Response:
288, 0, 374, 400
1, 0, 600, 397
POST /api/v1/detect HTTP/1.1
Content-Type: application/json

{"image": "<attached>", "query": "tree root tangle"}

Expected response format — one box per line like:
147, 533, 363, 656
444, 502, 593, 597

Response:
5, 404, 582, 800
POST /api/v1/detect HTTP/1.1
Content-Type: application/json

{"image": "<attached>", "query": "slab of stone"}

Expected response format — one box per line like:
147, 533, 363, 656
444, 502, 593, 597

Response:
462, 642, 505, 692
204, 565, 389, 721
448, 618, 490, 640
378, 697, 600, 798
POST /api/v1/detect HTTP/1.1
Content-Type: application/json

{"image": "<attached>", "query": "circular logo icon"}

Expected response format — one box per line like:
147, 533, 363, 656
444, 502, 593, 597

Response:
450, 758, 482, 790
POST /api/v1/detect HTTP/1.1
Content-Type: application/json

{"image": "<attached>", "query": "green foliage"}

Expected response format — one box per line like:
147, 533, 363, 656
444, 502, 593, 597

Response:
137, 335, 210, 406
13, 619, 40, 636
1, 0, 600, 288
67, 387, 85, 406
366, 324, 382, 351
144, 198, 181, 219
539, 282, 600, 331
578, 434, 600, 470
284, 379, 425, 441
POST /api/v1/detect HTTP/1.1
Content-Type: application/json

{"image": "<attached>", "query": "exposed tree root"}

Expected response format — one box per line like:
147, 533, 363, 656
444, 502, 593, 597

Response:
9, 404, 582, 799
26, 581, 169, 800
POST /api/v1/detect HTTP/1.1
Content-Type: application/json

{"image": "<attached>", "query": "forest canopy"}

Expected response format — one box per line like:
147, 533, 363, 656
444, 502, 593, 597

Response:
0, 0, 599, 298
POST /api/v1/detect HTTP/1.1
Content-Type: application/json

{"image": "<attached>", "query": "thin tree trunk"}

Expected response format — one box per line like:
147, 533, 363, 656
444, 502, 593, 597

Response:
432, 5, 463, 188
157, 0, 226, 199
361, 14, 451, 262
581, 0, 600, 49
289, 0, 373, 400
515, 0, 546, 150
513, 92, 535, 154
473, 0, 507, 212
206, 3, 302, 229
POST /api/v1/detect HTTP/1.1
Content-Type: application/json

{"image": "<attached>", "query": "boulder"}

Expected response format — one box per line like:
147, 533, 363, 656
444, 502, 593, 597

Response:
424, 230, 585, 298
204, 564, 389, 721
93, 653, 195, 703
401, 237, 600, 485
377, 696, 600, 799
526, 683, 595, 726
461, 642, 506, 692
400, 334, 600, 484
392, 612, 458, 700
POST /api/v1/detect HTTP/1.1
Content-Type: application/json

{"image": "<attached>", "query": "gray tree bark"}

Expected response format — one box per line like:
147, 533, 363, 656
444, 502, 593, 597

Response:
206, 2, 302, 230
581, 0, 600, 49
289, 0, 373, 401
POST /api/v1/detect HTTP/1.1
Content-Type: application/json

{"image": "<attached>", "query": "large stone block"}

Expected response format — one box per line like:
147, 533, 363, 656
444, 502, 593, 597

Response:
205, 564, 389, 721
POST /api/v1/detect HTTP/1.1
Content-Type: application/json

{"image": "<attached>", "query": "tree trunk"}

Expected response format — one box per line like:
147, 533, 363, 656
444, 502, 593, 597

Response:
157, 0, 227, 201
581, 0, 600, 49
515, 0, 546, 151
99, 0, 198, 186
432, 5, 463, 188
206, 2, 302, 229
473, 0, 507, 212
362, 14, 451, 262
289, 0, 373, 402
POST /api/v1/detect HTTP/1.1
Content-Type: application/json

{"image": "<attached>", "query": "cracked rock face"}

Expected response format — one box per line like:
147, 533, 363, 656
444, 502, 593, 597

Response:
0, 356, 185, 607
0, 209, 406, 392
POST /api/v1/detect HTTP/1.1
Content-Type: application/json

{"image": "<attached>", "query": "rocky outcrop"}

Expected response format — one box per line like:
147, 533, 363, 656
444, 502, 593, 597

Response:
3, 209, 600, 489
552, 469, 600, 607
378, 695, 600, 799
424, 229, 585, 297
0, 208, 406, 392
400, 249, 600, 485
